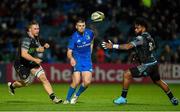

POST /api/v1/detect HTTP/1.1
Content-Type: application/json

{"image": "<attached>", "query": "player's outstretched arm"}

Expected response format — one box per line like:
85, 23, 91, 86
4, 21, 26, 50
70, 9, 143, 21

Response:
102, 40, 134, 50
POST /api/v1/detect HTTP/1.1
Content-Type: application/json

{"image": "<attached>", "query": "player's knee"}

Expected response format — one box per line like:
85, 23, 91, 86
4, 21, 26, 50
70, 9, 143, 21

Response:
24, 82, 31, 86
152, 79, 161, 85
74, 81, 80, 86
21, 81, 28, 86
72, 80, 81, 87
16, 81, 30, 86
84, 80, 91, 86
124, 70, 132, 79
39, 75, 49, 84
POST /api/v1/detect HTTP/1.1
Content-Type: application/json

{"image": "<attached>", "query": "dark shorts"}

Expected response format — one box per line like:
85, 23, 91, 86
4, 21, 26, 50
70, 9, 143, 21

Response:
129, 63, 160, 82
14, 60, 40, 80
14, 60, 30, 80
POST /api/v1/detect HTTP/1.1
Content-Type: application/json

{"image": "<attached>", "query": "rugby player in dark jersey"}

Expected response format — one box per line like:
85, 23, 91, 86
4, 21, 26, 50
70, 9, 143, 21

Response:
8, 21, 62, 104
102, 18, 178, 105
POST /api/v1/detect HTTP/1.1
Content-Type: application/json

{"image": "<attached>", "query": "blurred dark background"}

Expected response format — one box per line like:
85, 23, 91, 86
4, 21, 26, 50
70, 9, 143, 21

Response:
0, 0, 179, 64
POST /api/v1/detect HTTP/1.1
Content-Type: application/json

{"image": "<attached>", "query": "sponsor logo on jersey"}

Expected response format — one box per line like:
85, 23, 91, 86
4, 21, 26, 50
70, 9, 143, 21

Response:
77, 39, 81, 43
86, 35, 90, 40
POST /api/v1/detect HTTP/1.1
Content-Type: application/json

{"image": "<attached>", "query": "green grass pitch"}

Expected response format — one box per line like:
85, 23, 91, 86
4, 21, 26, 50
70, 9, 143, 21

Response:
0, 83, 180, 111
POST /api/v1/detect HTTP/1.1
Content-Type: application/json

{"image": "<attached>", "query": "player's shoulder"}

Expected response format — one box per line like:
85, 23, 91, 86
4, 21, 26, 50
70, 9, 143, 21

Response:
21, 36, 31, 43
71, 31, 78, 39
141, 32, 151, 38
136, 32, 151, 40
85, 28, 94, 38
135, 35, 143, 40
85, 28, 93, 34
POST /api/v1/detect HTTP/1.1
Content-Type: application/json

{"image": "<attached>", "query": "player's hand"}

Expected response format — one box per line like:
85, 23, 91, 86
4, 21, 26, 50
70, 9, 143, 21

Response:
44, 43, 50, 49
101, 40, 113, 49
70, 58, 76, 66
36, 43, 50, 52
37, 47, 45, 52
34, 58, 42, 65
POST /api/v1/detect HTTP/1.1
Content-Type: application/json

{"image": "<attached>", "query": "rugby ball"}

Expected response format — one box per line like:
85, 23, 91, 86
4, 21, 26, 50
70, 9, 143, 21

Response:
91, 11, 105, 22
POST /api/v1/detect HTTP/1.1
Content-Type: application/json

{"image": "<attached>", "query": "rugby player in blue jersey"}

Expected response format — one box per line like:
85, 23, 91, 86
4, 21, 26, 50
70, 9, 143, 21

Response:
63, 18, 94, 104
102, 18, 178, 105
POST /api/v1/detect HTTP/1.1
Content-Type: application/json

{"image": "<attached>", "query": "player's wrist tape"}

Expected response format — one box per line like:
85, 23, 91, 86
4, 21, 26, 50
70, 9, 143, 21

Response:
113, 44, 119, 49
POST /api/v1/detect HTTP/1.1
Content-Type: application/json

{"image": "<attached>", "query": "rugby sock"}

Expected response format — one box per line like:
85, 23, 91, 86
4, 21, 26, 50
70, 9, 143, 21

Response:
121, 88, 128, 98
66, 86, 76, 101
10, 83, 15, 89
166, 90, 174, 100
76, 85, 87, 96
49, 93, 56, 100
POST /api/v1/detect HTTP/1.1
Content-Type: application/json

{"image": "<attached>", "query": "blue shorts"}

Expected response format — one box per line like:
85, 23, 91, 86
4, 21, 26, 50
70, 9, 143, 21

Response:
73, 62, 93, 72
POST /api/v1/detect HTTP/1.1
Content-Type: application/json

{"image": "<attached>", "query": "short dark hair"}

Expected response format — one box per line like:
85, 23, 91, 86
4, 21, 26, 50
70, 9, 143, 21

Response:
75, 17, 85, 24
134, 18, 149, 30
26, 20, 39, 31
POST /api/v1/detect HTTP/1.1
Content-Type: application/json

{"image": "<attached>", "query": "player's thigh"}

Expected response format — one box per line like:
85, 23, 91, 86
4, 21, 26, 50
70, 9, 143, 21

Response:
129, 66, 141, 78
31, 66, 44, 76
72, 72, 81, 84
149, 64, 160, 82
31, 66, 46, 81
82, 71, 92, 83
37, 73, 49, 83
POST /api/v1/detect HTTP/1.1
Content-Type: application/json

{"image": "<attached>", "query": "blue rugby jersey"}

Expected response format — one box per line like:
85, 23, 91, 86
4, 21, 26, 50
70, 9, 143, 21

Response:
68, 28, 94, 63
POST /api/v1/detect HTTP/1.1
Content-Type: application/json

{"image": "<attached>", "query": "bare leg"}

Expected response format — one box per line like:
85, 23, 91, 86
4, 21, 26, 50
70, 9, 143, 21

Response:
122, 70, 133, 90
70, 72, 81, 88
70, 72, 92, 104
30, 66, 54, 95
153, 79, 179, 105
38, 73, 53, 95
153, 79, 169, 92
64, 72, 81, 103
38, 73, 62, 103
119, 69, 133, 98
8, 80, 26, 95
31, 67, 62, 103
82, 71, 92, 87
75, 71, 92, 96
113, 70, 132, 104
12, 80, 26, 88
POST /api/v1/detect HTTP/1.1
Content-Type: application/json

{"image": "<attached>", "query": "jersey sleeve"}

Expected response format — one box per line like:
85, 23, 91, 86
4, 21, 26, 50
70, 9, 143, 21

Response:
67, 36, 75, 50
130, 36, 144, 47
21, 38, 31, 50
